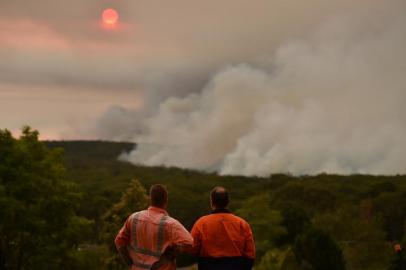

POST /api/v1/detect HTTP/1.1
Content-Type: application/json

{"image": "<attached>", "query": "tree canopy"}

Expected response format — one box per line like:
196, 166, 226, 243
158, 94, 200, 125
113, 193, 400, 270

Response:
1, 134, 405, 269
0, 127, 92, 270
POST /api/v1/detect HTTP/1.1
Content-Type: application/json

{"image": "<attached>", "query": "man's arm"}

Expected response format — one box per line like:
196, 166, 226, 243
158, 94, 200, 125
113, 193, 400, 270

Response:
115, 216, 133, 267
243, 222, 256, 270
117, 246, 133, 267
170, 219, 194, 253
190, 221, 202, 256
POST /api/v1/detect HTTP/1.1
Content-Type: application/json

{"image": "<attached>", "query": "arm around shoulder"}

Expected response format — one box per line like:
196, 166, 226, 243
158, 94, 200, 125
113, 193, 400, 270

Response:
170, 219, 194, 253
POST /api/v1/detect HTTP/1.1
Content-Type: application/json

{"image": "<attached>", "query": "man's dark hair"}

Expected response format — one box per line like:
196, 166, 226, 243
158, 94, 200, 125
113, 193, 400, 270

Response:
150, 184, 168, 208
210, 186, 229, 208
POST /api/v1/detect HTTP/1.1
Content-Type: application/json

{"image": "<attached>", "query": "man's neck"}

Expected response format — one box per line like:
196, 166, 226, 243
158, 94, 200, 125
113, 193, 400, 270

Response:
148, 206, 168, 215
211, 208, 230, 214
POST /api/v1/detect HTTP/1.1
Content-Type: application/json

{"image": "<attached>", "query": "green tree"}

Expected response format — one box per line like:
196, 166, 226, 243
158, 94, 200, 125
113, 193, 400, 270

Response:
388, 239, 406, 270
388, 251, 405, 270
272, 184, 336, 215
102, 179, 148, 270
293, 227, 346, 270
279, 206, 311, 245
0, 127, 92, 270
236, 193, 287, 259
256, 248, 291, 270
374, 192, 406, 241
313, 204, 390, 270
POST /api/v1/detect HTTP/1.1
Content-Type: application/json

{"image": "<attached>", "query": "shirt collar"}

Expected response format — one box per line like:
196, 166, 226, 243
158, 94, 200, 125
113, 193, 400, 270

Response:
211, 208, 231, 214
148, 206, 168, 215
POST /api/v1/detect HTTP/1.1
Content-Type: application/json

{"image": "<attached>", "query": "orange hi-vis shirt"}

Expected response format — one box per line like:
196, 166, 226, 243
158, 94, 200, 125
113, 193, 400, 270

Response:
115, 207, 193, 270
191, 209, 255, 270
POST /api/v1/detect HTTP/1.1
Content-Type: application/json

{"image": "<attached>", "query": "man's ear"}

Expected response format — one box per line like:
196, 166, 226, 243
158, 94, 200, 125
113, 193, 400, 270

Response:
165, 197, 169, 209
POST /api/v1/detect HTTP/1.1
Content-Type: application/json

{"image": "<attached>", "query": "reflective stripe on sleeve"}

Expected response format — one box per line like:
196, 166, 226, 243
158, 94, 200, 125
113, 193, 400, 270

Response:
156, 215, 168, 252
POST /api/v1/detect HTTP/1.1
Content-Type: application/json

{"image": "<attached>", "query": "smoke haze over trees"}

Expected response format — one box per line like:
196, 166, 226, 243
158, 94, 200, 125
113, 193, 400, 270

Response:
1, 0, 405, 175
122, 0, 406, 175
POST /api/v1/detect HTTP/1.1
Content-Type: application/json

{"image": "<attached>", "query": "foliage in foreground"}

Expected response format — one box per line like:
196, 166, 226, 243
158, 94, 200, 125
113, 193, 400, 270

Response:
0, 127, 92, 270
293, 227, 345, 270
2, 131, 406, 269
102, 179, 148, 269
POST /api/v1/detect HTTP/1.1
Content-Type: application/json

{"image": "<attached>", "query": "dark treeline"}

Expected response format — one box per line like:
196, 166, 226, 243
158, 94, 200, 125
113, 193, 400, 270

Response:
1, 128, 405, 270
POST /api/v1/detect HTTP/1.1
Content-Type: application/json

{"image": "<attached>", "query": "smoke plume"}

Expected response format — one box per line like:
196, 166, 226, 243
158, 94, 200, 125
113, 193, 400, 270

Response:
121, 1, 406, 176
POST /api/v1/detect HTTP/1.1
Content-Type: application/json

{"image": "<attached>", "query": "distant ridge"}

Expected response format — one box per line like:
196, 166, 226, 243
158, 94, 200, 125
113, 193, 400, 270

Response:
44, 140, 135, 161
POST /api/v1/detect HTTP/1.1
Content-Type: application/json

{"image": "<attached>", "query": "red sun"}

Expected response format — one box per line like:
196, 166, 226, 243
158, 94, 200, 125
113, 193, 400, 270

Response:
102, 8, 119, 26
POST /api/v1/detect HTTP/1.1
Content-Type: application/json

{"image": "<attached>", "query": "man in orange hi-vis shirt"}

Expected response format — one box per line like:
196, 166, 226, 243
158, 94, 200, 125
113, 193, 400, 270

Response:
115, 184, 194, 270
191, 186, 255, 270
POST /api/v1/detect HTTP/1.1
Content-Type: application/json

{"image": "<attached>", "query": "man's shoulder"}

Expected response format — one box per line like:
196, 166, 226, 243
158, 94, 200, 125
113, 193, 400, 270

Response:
192, 213, 251, 234
129, 210, 146, 218
229, 213, 249, 224
195, 212, 248, 224
126, 210, 150, 224
194, 214, 212, 224
129, 210, 185, 229
164, 215, 185, 228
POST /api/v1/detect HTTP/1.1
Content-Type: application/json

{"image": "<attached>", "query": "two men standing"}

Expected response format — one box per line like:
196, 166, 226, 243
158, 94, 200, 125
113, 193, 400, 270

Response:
115, 185, 255, 270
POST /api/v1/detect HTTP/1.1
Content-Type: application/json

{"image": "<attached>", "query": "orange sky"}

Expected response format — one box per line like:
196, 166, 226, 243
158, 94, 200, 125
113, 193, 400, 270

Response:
0, 0, 404, 142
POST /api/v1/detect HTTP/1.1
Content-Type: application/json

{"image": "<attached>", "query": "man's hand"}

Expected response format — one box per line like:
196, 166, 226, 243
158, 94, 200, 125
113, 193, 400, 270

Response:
173, 243, 194, 254
150, 246, 176, 270
118, 246, 133, 267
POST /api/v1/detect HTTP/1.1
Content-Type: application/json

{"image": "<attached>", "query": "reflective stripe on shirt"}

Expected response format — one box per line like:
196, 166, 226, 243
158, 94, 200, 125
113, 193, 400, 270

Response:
156, 215, 168, 251
133, 260, 153, 269
130, 212, 169, 268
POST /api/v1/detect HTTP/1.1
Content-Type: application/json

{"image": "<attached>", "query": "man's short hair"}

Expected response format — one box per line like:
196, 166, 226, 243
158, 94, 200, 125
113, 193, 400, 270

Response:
150, 184, 168, 208
210, 186, 229, 208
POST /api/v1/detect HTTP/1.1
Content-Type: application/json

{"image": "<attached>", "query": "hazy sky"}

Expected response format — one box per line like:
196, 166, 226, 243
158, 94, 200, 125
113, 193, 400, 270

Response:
0, 0, 373, 138
1, 0, 405, 175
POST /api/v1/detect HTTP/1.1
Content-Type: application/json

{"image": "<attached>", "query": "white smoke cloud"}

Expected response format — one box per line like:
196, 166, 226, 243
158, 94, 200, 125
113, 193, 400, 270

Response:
2, 0, 405, 174
122, 1, 406, 176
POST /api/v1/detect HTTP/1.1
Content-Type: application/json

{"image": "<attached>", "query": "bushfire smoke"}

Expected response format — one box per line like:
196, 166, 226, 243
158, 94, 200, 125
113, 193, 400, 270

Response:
121, 1, 406, 175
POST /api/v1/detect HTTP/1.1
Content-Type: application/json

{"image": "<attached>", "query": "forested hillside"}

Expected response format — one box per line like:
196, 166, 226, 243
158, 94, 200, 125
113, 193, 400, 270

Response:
46, 140, 406, 270
1, 131, 405, 270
